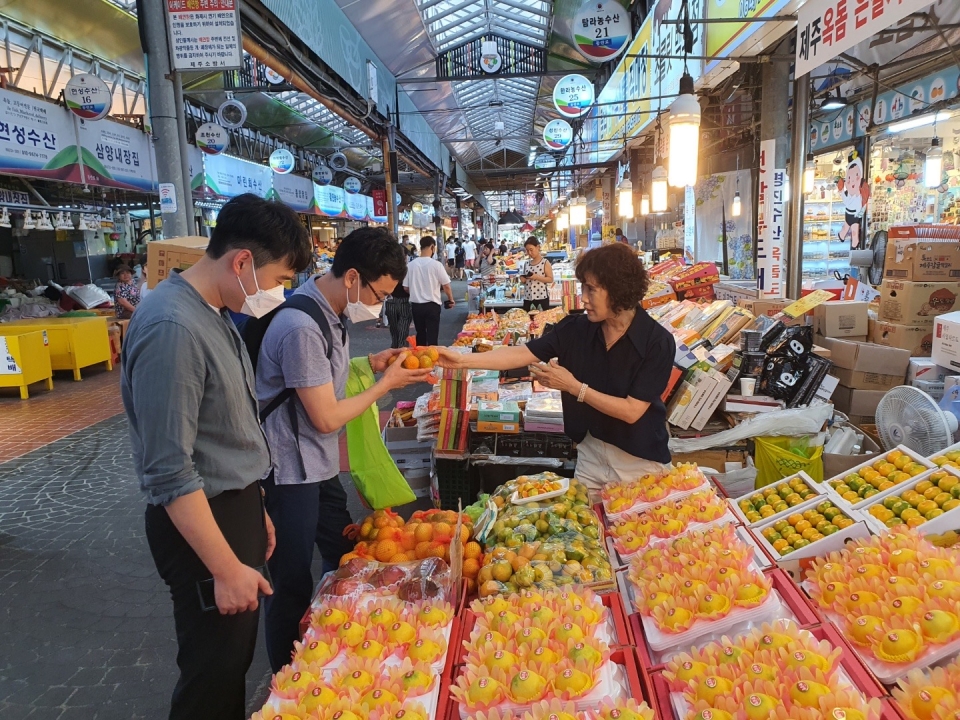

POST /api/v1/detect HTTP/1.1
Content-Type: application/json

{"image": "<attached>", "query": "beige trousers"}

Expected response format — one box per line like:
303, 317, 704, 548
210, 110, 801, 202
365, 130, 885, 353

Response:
575, 432, 669, 490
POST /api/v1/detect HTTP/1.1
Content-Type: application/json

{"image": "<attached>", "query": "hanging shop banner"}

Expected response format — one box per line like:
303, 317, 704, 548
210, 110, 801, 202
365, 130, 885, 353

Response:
756, 139, 785, 299
166, 0, 243, 71
372, 188, 387, 217
652, 0, 705, 97
796, 0, 935, 78
312, 164, 333, 186
704, 0, 792, 74
202, 153, 272, 199
572, 0, 631, 62
543, 119, 573, 150
315, 184, 346, 217
534, 155, 556, 170
64, 74, 112, 121
553, 75, 595, 118
269, 148, 295, 174
76, 118, 154, 192
195, 122, 229, 155
695, 171, 755, 279
344, 191, 367, 220
596, 10, 653, 155
270, 172, 315, 214
368, 195, 386, 223
0, 89, 79, 183
343, 176, 361, 194
808, 63, 960, 153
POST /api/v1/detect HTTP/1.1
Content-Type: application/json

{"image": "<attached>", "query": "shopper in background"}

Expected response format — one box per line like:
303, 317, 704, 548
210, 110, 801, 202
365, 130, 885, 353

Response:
521, 237, 553, 312
477, 241, 498, 278
404, 236, 455, 346
385, 282, 413, 348
615, 228, 628, 244
454, 240, 466, 280
446, 236, 458, 278
499, 241, 508, 256
114, 264, 141, 319
122, 194, 312, 720
438, 243, 674, 489
255, 227, 432, 672
463, 236, 477, 270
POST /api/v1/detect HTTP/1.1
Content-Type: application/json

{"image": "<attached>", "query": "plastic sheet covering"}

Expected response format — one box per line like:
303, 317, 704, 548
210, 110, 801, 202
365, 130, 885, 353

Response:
668, 403, 833, 453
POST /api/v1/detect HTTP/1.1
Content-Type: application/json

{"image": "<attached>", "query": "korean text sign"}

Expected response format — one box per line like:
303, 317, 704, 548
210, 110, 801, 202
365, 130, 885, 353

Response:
757, 139, 784, 298
166, 0, 243, 71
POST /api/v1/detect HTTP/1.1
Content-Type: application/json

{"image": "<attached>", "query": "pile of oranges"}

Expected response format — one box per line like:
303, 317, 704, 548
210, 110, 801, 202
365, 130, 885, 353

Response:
760, 499, 854, 556
341, 508, 476, 567
865, 469, 960, 529
827, 450, 930, 505
387, 343, 440, 369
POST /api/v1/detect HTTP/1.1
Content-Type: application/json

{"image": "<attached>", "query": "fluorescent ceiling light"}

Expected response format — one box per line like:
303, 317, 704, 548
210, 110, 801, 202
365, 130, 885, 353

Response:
888, 111, 953, 134
820, 89, 846, 111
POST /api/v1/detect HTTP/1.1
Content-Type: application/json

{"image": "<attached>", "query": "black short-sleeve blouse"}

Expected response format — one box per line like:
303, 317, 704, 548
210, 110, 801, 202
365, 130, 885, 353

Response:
524, 307, 675, 463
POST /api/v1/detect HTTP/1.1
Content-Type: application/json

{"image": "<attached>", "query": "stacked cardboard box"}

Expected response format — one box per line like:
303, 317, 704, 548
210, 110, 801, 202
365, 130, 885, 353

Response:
665, 360, 735, 431
813, 300, 868, 340
817, 337, 910, 423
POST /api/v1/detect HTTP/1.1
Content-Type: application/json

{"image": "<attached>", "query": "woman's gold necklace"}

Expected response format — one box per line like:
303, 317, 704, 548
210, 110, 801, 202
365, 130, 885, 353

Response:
603, 311, 635, 350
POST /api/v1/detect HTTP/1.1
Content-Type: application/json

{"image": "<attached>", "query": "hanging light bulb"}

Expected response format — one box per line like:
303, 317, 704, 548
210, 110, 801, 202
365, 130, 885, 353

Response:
570, 195, 587, 226
731, 190, 742, 217
925, 137, 943, 189
78, 214, 90, 231
667, 72, 701, 188
803, 153, 816, 195
22, 210, 36, 230
640, 194, 650, 216
618, 174, 633, 219
651, 166, 668, 213
556, 209, 569, 231
38, 211, 54, 230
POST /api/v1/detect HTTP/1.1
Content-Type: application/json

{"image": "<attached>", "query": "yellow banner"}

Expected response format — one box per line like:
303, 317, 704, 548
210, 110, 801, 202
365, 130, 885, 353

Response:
596, 13, 653, 150
705, 0, 790, 59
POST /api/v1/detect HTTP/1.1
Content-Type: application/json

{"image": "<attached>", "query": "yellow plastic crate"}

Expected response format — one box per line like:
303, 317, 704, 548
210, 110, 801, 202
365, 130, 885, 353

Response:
0, 316, 113, 380
0, 329, 54, 399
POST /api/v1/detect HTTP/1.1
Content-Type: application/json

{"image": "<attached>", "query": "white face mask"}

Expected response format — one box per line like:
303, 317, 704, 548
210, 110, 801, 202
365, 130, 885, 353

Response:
237, 265, 285, 318
344, 278, 382, 323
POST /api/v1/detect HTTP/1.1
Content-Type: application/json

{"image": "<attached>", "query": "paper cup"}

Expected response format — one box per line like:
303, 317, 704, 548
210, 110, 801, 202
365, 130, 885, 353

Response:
740, 377, 757, 396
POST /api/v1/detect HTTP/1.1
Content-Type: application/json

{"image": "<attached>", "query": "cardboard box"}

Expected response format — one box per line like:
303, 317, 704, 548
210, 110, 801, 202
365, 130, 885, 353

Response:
813, 301, 869, 338
831, 386, 887, 422
830, 367, 905, 390
147, 236, 208, 288
475, 420, 521, 434
738, 298, 807, 326
822, 427, 882, 480
691, 369, 734, 431
907, 358, 949, 385
816, 334, 867, 344
667, 262, 720, 293
868, 318, 934, 356
476, 401, 520, 424
884, 226, 960, 281
816, 336, 911, 377
933, 311, 960, 372
879, 279, 960, 326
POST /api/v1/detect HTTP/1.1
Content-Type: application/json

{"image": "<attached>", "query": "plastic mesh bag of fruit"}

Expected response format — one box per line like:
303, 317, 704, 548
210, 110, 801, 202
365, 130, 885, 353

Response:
313, 556, 453, 605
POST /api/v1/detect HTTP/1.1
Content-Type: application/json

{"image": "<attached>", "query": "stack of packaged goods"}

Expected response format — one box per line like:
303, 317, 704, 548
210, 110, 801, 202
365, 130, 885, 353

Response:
453, 312, 500, 347
523, 393, 564, 434
437, 369, 470, 455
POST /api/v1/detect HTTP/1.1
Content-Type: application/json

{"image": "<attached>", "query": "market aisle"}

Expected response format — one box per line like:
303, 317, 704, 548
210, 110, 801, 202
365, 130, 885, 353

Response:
0, 366, 123, 464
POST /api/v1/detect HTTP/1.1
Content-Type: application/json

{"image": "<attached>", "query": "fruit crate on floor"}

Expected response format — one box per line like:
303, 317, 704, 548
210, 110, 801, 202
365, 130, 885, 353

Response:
435, 458, 481, 510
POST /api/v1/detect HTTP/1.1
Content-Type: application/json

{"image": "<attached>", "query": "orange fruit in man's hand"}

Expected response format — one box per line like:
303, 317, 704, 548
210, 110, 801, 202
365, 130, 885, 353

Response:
425, 347, 440, 362
417, 355, 434, 369
402, 354, 420, 370
387, 355, 399, 367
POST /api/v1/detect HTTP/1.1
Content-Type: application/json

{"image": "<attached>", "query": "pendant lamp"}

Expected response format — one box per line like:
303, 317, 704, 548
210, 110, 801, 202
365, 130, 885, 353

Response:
570, 195, 587, 226
667, 72, 700, 188
803, 154, 816, 195
925, 137, 943, 189
651, 166, 668, 213
640, 195, 650, 216
618, 175, 633, 219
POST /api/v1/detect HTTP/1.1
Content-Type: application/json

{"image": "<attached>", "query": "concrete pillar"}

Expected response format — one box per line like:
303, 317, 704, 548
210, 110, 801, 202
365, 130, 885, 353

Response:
787, 69, 811, 300
760, 38, 792, 169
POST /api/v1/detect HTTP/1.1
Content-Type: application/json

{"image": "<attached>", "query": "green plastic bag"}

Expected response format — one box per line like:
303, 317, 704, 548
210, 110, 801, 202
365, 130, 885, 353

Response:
754, 436, 824, 488
345, 357, 416, 510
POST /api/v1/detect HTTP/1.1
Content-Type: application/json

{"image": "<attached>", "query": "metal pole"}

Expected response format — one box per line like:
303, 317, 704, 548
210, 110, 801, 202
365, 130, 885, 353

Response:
382, 130, 398, 237
172, 70, 195, 233
140, 0, 190, 238
786, 72, 811, 301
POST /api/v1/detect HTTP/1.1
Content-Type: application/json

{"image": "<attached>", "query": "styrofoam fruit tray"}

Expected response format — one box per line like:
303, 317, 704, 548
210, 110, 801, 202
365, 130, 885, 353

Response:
626, 559, 785, 652
457, 658, 628, 719
608, 510, 740, 566
728, 471, 824, 527
819, 443, 935, 512
304, 620, 453, 674
604, 476, 712, 522
511, 477, 570, 505
269, 675, 441, 718
852, 465, 960, 539
749, 493, 872, 562
803, 581, 960, 684
735, 525, 775, 570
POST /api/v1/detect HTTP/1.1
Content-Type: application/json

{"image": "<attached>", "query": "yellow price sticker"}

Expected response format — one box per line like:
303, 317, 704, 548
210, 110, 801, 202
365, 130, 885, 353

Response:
780, 290, 835, 319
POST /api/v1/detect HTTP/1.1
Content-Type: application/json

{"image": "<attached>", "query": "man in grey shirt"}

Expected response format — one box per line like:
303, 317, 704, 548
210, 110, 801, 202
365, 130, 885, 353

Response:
121, 194, 311, 720
256, 226, 432, 672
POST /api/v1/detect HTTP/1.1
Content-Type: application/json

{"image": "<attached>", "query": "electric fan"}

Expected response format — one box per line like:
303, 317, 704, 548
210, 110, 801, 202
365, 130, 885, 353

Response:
875, 385, 960, 456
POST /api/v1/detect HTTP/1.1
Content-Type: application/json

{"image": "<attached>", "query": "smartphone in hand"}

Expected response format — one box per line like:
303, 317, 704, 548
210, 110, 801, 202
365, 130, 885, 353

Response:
197, 564, 273, 612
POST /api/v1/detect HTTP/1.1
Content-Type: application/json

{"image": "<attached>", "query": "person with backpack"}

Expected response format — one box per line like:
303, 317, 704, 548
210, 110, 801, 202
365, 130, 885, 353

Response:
253, 226, 432, 673
121, 194, 312, 720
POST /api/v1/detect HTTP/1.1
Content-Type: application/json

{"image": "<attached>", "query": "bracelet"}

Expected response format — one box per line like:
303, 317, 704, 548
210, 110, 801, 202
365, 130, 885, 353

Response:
368, 353, 375, 370
577, 383, 588, 403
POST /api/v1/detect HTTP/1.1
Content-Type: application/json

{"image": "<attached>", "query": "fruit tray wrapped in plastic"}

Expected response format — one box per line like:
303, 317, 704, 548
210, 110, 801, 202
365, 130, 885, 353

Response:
823, 446, 934, 511
803, 528, 960, 684
625, 525, 784, 652
660, 619, 883, 720
891, 655, 960, 720
312, 557, 454, 607
602, 464, 710, 520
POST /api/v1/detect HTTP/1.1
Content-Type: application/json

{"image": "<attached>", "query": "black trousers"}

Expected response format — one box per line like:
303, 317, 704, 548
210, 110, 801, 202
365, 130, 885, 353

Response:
411, 301, 441, 346
523, 299, 551, 312
262, 474, 355, 672
145, 482, 266, 720
385, 297, 413, 349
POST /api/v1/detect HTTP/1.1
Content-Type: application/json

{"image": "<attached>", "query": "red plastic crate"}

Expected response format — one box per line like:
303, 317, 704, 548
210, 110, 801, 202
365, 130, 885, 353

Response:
650, 669, 676, 720
765, 567, 822, 627
601, 590, 635, 647
629, 612, 657, 672
884, 697, 910, 720
594, 501, 609, 528
811, 623, 887, 699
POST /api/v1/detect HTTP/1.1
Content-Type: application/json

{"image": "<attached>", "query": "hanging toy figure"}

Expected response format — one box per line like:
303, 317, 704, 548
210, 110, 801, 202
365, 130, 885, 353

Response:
837, 150, 870, 249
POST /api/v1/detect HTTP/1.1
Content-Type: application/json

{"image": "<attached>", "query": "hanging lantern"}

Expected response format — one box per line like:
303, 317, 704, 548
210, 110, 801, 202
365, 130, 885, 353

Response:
556, 210, 569, 231
731, 190, 742, 217
802, 153, 816, 195
640, 194, 650, 216
651, 166, 668, 213
570, 195, 587, 226
667, 72, 701, 188
925, 137, 943, 189
618, 175, 633, 219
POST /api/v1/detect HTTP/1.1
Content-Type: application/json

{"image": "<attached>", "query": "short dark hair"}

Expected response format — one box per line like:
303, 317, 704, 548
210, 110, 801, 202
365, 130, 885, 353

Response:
615, 227, 623, 235
332, 226, 407, 283
575, 243, 649, 314
420, 236, 436, 250
207, 194, 311, 272
114, 264, 133, 277
524, 236, 540, 248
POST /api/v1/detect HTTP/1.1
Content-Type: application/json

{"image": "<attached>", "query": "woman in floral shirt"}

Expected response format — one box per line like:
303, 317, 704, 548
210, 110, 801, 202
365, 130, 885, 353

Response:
114, 264, 140, 318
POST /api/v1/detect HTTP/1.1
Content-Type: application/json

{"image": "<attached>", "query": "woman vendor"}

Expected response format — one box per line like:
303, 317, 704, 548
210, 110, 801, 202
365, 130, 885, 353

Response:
438, 243, 675, 488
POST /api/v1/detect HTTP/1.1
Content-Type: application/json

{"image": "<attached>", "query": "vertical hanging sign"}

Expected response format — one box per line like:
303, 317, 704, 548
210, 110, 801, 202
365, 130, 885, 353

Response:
166, 0, 243, 71
756, 139, 785, 299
